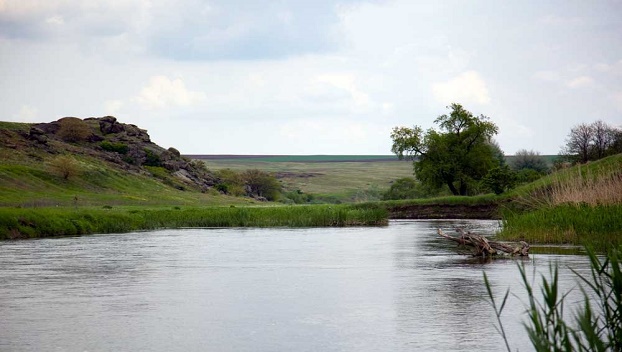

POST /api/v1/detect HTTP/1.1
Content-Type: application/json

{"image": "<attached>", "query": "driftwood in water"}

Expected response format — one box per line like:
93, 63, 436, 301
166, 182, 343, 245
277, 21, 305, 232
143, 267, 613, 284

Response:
437, 228, 530, 257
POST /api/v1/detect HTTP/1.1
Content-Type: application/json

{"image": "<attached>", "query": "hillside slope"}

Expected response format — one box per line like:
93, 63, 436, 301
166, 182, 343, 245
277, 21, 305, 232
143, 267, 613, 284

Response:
0, 117, 245, 207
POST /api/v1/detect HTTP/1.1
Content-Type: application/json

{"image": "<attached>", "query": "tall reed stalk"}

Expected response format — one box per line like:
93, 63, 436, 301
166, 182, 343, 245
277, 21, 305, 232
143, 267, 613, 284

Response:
485, 248, 622, 351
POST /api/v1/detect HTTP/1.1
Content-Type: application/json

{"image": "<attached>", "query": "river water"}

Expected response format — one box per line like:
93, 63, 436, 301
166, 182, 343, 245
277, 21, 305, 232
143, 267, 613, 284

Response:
0, 220, 592, 351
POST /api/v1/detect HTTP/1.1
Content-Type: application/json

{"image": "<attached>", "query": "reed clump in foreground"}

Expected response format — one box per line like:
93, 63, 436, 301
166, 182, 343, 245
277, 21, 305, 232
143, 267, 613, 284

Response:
0, 204, 388, 240
485, 247, 622, 351
499, 154, 622, 248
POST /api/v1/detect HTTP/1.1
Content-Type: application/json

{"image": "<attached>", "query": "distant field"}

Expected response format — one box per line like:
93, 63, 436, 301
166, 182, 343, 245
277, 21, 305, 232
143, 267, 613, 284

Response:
190, 154, 560, 165
195, 156, 414, 202
187, 155, 401, 162
190, 154, 559, 203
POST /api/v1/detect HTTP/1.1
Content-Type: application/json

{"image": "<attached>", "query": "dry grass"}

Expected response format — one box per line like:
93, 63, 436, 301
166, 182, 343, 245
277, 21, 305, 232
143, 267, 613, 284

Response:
518, 161, 622, 209
549, 167, 622, 206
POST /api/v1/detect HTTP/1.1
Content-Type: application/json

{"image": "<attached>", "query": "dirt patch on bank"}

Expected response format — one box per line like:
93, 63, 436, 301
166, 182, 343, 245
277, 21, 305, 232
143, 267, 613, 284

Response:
388, 203, 501, 220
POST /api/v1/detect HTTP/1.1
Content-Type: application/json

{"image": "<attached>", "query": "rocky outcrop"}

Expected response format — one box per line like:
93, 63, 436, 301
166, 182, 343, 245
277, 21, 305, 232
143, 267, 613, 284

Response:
23, 116, 217, 192
28, 127, 48, 144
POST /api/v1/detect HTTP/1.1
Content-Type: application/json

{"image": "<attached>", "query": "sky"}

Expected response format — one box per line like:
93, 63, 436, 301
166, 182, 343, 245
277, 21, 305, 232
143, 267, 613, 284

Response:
1, 0, 621, 155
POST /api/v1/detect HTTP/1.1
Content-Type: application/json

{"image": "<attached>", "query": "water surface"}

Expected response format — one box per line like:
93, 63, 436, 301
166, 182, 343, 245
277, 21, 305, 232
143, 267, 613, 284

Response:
0, 220, 591, 351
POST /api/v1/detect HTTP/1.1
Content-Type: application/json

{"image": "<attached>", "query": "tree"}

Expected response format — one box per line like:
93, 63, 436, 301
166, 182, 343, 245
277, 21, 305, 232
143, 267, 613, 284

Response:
382, 177, 441, 200
50, 155, 81, 180
241, 169, 282, 201
57, 117, 91, 143
562, 121, 621, 163
564, 123, 593, 163
591, 120, 618, 159
382, 177, 419, 200
214, 168, 246, 196
511, 149, 548, 173
481, 165, 517, 195
391, 103, 500, 196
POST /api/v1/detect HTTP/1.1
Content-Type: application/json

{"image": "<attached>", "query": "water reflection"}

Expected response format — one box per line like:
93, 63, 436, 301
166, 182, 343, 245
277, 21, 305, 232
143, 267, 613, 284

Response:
0, 220, 592, 352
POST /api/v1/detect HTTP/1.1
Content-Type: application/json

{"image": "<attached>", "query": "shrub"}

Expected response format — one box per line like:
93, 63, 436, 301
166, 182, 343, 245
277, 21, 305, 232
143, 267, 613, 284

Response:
516, 168, 543, 184
143, 148, 162, 167
49, 155, 81, 180
282, 190, 314, 204
100, 141, 129, 154
511, 149, 549, 173
382, 177, 422, 200
242, 169, 282, 201
215, 169, 246, 196
57, 117, 91, 143
481, 165, 517, 194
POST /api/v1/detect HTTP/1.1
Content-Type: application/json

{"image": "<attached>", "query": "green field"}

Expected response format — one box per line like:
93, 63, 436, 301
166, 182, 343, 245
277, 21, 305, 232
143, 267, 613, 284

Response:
194, 154, 558, 165
200, 157, 414, 203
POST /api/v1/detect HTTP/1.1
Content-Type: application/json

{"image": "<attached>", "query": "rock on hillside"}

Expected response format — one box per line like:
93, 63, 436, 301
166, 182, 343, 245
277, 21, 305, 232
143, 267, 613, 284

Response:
10, 116, 218, 192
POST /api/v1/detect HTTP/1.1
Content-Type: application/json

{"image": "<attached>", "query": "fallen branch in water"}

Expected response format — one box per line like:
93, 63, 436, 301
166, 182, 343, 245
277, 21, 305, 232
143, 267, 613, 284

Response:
437, 228, 529, 257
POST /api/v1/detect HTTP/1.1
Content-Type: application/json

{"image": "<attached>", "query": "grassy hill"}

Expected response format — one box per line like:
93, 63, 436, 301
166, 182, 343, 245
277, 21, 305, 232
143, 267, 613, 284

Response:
0, 119, 249, 207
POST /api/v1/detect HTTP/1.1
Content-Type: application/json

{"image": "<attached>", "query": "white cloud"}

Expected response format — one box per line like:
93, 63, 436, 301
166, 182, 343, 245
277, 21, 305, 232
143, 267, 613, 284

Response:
134, 75, 206, 110
612, 91, 622, 113
538, 14, 583, 26
594, 60, 622, 75
45, 15, 64, 26
314, 73, 371, 112
432, 71, 491, 105
566, 75, 594, 89
278, 118, 381, 153
104, 100, 124, 115
533, 70, 560, 82
11, 105, 39, 122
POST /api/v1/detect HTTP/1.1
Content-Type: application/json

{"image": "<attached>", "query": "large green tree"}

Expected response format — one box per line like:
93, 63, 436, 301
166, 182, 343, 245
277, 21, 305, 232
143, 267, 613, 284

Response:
391, 103, 500, 196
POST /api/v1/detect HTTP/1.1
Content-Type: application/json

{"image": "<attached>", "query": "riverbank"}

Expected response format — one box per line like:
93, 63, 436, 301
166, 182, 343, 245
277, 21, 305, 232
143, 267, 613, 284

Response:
496, 154, 622, 249
0, 204, 388, 240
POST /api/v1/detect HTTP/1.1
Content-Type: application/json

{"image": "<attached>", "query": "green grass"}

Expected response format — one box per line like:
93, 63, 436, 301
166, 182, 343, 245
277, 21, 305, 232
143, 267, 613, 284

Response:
507, 153, 622, 202
0, 204, 388, 239
498, 204, 622, 249
0, 121, 32, 132
0, 160, 248, 207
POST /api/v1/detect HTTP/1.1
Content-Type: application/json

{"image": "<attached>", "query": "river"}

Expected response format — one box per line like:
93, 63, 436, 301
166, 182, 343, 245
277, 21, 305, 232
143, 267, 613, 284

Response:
0, 220, 592, 351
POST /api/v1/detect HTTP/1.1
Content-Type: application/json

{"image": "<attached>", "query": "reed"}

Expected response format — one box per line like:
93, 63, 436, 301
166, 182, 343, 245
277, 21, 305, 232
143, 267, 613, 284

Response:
0, 204, 388, 239
499, 204, 622, 249
485, 247, 622, 351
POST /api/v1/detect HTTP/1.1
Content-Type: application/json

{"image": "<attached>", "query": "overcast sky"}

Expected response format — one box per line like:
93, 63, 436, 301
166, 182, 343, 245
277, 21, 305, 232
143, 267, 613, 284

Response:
1, 0, 621, 155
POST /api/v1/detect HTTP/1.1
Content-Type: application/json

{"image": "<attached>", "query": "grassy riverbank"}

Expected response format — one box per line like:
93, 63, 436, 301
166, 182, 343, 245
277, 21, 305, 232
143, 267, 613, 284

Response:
0, 204, 388, 240
497, 154, 622, 248
500, 204, 622, 248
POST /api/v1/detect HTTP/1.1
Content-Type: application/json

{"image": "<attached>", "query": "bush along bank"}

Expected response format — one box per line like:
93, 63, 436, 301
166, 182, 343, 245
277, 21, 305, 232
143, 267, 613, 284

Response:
0, 204, 389, 240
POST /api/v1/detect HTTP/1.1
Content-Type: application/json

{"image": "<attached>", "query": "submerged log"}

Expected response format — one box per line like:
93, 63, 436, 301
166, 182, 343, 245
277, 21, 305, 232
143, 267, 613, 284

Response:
437, 228, 529, 257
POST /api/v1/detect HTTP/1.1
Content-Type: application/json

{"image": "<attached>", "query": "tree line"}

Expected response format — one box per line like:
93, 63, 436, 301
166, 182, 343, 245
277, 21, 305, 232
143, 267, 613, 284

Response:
562, 120, 622, 164
388, 104, 621, 198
